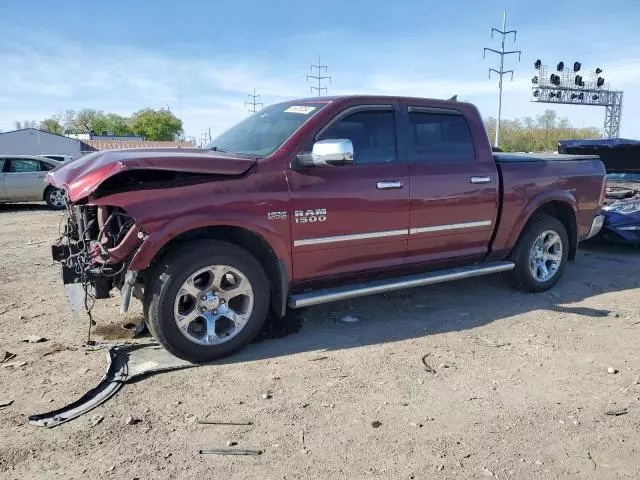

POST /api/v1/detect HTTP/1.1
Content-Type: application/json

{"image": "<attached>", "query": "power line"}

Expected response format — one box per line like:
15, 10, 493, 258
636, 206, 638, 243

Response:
483, 11, 521, 147
244, 88, 263, 114
307, 55, 331, 96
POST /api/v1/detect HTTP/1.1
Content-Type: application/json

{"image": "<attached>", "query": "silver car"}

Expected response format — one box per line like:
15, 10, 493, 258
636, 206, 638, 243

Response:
0, 155, 66, 209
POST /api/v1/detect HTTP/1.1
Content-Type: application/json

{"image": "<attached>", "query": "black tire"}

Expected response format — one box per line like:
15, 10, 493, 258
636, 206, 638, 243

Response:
509, 214, 569, 293
144, 240, 270, 362
44, 187, 66, 210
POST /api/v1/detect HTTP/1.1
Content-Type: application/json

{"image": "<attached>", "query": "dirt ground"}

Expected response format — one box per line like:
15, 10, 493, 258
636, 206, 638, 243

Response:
0, 203, 639, 480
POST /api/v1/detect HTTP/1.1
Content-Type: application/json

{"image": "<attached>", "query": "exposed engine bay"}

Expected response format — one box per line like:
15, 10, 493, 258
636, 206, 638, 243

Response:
52, 202, 143, 300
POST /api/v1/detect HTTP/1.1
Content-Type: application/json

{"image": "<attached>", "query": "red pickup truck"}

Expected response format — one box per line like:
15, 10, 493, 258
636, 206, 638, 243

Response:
48, 96, 606, 362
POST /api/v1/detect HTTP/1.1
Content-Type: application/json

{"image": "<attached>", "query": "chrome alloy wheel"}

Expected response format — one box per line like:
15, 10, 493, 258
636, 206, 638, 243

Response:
49, 189, 66, 208
528, 230, 563, 282
173, 265, 254, 346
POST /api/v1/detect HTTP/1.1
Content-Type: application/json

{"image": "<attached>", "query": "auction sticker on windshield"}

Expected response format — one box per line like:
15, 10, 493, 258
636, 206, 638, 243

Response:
284, 105, 317, 114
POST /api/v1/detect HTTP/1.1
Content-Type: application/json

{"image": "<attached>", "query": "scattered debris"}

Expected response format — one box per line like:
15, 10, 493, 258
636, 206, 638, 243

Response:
421, 354, 436, 374
607, 367, 618, 374
197, 419, 253, 426
478, 337, 511, 348
577, 451, 597, 470
21, 335, 48, 344
0, 399, 13, 408
124, 416, 141, 425
371, 420, 382, 428
262, 392, 272, 400
605, 407, 628, 416
2, 361, 27, 369
0, 303, 17, 315
0, 351, 16, 363
535, 459, 543, 466
481, 467, 495, 477
198, 448, 262, 456
226, 440, 238, 447
409, 422, 423, 428
299, 429, 305, 444
40, 343, 76, 357
310, 356, 328, 362
88, 415, 104, 427
340, 315, 359, 323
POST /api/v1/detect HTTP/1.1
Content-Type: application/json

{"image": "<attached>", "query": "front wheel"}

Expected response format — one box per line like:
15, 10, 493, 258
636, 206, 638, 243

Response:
145, 240, 270, 362
510, 214, 569, 293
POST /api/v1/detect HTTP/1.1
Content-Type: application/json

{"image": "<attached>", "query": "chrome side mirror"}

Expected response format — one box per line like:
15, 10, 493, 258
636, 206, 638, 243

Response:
298, 139, 354, 167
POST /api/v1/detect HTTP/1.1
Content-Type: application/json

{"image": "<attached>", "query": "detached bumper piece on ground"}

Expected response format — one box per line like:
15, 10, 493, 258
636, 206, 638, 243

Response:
28, 344, 193, 428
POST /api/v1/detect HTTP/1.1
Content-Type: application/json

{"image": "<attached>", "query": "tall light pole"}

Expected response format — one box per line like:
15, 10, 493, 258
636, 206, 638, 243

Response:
483, 11, 521, 147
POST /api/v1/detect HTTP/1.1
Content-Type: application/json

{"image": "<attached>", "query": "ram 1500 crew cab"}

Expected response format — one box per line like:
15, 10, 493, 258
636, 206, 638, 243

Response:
48, 96, 606, 361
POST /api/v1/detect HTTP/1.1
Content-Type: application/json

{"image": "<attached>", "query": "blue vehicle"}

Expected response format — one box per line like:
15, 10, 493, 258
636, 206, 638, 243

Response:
559, 138, 640, 245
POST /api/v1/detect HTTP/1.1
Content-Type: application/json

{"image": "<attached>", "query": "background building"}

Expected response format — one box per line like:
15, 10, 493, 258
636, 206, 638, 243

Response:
0, 128, 195, 159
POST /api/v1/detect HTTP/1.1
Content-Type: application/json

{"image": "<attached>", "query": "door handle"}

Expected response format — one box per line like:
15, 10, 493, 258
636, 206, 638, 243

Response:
377, 181, 404, 190
470, 176, 492, 184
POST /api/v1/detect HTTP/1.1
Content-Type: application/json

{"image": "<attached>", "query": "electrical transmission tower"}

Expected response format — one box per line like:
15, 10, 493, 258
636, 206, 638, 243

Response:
307, 55, 331, 96
483, 11, 521, 147
244, 88, 263, 113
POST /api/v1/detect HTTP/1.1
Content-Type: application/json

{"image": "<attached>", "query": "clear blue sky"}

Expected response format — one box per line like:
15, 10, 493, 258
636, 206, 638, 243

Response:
1, 0, 639, 141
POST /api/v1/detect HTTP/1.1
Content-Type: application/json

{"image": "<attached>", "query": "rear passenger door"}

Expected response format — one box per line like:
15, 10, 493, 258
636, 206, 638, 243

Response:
288, 105, 410, 280
4, 159, 47, 201
402, 106, 499, 265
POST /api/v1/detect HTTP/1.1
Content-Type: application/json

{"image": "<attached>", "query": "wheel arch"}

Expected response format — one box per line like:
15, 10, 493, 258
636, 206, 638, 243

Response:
142, 225, 289, 317
510, 195, 578, 261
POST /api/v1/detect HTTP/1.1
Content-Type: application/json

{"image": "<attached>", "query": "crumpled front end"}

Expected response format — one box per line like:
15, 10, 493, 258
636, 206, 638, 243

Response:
52, 202, 145, 310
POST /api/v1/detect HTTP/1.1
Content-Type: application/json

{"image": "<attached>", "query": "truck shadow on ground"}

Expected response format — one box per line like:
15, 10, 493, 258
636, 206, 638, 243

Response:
212, 244, 640, 367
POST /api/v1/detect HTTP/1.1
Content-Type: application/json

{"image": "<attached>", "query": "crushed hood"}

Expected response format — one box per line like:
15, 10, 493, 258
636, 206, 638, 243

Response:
48, 148, 256, 202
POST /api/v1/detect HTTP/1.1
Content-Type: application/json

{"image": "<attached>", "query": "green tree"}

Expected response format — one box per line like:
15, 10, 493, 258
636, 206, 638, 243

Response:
39, 115, 64, 135
103, 113, 132, 136
485, 110, 600, 152
14, 120, 38, 129
129, 108, 183, 140
63, 109, 107, 134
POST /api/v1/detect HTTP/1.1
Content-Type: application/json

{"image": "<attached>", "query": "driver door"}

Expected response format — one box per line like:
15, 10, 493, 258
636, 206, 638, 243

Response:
287, 105, 410, 280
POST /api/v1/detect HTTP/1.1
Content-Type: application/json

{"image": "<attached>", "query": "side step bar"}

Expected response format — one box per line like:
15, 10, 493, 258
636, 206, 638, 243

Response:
288, 261, 515, 309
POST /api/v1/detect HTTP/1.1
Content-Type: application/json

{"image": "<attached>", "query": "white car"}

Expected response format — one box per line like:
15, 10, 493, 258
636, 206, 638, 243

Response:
0, 155, 66, 209
37, 154, 74, 162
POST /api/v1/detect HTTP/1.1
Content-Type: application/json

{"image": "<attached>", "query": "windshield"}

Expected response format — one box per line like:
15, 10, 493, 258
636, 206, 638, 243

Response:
204, 102, 328, 156
607, 172, 640, 182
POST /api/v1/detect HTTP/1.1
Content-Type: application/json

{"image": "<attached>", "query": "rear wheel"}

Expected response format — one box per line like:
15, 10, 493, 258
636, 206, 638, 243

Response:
45, 187, 66, 210
510, 214, 569, 292
145, 240, 269, 362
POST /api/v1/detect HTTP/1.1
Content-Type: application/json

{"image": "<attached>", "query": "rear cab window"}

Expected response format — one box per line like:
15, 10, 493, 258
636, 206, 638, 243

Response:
407, 107, 476, 163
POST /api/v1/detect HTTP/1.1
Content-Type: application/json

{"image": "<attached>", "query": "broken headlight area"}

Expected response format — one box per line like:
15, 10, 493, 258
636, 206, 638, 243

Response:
52, 204, 144, 299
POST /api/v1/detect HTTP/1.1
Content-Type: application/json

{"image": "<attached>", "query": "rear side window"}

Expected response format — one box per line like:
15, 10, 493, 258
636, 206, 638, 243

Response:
7, 159, 41, 172
39, 161, 54, 171
408, 111, 476, 162
318, 109, 397, 164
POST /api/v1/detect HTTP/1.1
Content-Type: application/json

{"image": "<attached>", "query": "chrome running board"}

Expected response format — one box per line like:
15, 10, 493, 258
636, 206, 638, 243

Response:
288, 261, 515, 309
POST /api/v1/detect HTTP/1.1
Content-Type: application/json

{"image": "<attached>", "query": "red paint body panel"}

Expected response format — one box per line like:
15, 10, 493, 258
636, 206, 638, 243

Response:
47, 95, 606, 289
47, 148, 256, 202
491, 158, 606, 258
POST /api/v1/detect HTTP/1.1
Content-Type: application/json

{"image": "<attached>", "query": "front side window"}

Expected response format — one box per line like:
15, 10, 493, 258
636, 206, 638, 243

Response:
317, 109, 397, 164
408, 111, 475, 162
7, 159, 40, 173
205, 102, 328, 157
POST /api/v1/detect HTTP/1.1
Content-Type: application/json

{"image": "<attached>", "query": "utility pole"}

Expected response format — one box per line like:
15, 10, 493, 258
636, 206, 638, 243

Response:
307, 55, 331, 96
244, 88, 263, 114
483, 11, 521, 148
